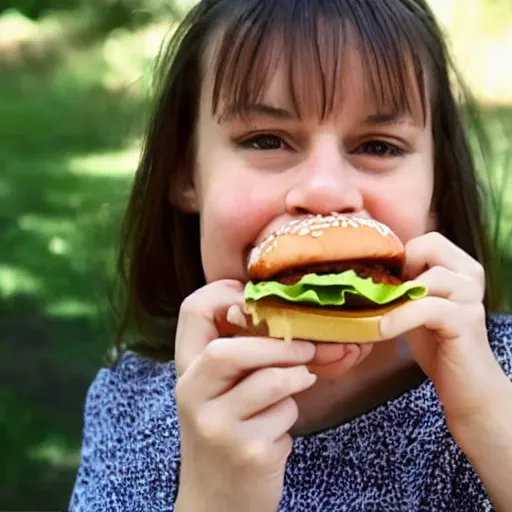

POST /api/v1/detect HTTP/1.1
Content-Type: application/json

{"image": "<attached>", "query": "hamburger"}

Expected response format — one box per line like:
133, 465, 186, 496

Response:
244, 214, 427, 344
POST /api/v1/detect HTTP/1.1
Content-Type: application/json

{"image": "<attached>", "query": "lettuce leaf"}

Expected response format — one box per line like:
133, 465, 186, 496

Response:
244, 270, 427, 306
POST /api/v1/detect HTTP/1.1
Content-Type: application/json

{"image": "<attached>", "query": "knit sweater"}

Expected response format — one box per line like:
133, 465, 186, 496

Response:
70, 314, 512, 511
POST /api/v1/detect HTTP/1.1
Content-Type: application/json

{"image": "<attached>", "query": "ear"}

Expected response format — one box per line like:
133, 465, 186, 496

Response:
170, 182, 199, 213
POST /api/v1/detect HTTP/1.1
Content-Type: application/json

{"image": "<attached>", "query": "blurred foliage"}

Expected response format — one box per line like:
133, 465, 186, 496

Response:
0, 0, 510, 509
0, 70, 141, 512
0, 10, 156, 507
0, 0, 195, 32
428, 0, 512, 104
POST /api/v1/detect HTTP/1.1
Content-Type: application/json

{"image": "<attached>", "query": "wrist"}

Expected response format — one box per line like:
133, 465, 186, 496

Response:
175, 480, 277, 512
446, 377, 512, 451
175, 489, 221, 512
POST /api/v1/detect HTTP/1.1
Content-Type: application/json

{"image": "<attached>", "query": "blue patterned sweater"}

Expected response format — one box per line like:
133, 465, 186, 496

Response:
70, 315, 512, 511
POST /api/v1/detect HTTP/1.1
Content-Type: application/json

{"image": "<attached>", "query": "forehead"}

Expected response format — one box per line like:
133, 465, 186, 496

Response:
219, 46, 412, 122
200, 4, 431, 125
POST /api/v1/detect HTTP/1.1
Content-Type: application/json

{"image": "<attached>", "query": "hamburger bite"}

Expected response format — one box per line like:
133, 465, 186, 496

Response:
244, 214, 427, 344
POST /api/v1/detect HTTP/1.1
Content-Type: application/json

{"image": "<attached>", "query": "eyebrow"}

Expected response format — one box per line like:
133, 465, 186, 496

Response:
219, 103, 298, 123
219, 104, 421, 127
364, 112, 419, 127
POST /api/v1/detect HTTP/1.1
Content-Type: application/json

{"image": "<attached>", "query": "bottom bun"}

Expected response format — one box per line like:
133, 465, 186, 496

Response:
245, 298, 404, 344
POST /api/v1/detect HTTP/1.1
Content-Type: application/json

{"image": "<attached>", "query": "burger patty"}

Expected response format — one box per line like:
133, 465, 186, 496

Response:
274, 261, 402, 286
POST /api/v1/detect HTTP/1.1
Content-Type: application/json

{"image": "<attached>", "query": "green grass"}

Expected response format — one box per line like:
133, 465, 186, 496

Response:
475, 106, 512, 311
1, 23, 512, 511
0, 41, 150, 508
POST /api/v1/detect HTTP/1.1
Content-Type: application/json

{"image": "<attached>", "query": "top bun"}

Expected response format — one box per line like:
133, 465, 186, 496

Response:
248, 214, 404, 282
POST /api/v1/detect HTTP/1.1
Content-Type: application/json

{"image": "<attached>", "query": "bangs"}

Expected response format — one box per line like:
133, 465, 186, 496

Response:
208, 0, 434, 123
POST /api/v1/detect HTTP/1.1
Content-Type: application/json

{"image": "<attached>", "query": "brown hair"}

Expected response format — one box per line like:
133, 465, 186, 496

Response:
112, 0, 500, 363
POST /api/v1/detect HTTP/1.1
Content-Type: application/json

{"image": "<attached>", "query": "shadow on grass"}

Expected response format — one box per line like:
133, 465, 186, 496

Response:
0, 63, 147, 509
0, 163, 134, 508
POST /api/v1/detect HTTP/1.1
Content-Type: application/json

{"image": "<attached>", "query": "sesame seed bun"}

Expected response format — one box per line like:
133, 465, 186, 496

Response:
248, 214, 404, 282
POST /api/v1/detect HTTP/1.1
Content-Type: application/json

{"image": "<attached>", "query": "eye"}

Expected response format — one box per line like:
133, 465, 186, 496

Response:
355, 140, 405, 157
239, 134, 287, 151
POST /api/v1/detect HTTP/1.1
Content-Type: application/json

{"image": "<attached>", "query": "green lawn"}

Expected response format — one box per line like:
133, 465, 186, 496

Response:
1, 32, 512, 511
0, 44, 149, 508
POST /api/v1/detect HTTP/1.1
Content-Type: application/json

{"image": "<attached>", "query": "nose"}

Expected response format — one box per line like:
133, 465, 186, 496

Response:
285, 139, 363, 216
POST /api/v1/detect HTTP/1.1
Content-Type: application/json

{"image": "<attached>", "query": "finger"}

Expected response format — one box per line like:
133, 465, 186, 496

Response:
175, 280, 246, 376
417, 265, 484, 303
243, 399, 299, 445
218, 365, 316, 420
307, 343, 371, 380
355, 342, 374, 365
230, 421, 295, 471
179, 336, 315, 403
404, 232, 485, 289
312, 343, 353, 365
380, 296, 465, 341
226, 304, 248, 330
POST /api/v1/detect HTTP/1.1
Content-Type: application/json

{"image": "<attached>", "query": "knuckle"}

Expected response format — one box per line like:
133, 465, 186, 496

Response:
178, 292, 204, 320
405, 235, 428, 259
220, 279, 245, 293
404, 236, 420, 253
281, 435, 294, 460
203, 341, 233, 371
238, 439, 272, 469
424, 265, 446, 280
175, 295, 202, 341
436, 296, 454, 313
174, 377, 188, 406
424, 231, 444, 245
175, 375, 197, 417
422, 296, 448, 318
282, 397, 299, 424
429, 231, 444, 242
471, 261, 486, 284
266, 368, 293, 400
178, 282, 243, 317
406, 232, 448, 261
471, 302, 486, 323
432, 264, 447, 275
195, 405, 226, 444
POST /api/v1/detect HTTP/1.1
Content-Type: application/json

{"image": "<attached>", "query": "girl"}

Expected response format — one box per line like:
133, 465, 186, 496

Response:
70, 0, 512, 510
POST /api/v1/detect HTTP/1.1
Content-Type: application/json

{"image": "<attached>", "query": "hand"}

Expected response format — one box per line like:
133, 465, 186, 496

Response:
379, 232, 511, 432
174, 280, 317, 512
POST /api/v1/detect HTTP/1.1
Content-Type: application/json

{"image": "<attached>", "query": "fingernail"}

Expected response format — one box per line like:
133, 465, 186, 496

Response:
226, 304, 248, 329
306, 370, 318, 384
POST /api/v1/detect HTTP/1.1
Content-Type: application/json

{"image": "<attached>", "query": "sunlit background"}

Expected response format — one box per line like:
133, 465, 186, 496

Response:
1, 0, 511, 508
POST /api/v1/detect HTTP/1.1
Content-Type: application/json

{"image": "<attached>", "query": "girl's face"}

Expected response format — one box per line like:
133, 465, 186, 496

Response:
189, 48, 435, 285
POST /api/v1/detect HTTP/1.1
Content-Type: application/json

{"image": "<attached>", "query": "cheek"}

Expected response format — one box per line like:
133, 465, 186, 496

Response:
199, 174, 283, 281
362, 168, 434, 244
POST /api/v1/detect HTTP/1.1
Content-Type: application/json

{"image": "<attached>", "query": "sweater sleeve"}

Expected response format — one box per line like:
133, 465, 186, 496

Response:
69, 353, 181, 512
486, 314, 512, 382
447, 314, 512, 512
